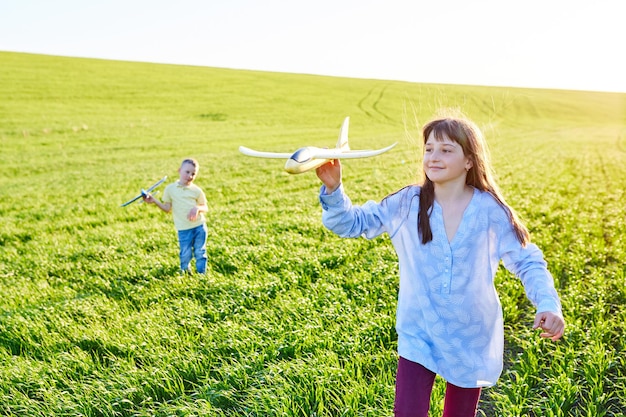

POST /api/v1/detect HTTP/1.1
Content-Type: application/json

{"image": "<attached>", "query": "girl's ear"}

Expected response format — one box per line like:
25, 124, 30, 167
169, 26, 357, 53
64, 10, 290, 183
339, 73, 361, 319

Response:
465, 158, 474, 172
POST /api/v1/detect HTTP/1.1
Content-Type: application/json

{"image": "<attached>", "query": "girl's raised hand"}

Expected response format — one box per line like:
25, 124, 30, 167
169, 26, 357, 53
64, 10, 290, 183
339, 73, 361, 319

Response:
316, 159, 342, 194
533, 311, 565, 341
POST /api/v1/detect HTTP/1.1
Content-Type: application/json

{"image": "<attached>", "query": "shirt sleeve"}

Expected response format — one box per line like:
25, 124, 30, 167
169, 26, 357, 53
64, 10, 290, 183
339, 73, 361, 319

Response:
319, 184, 391, 239
197, 188, 207, 205
162, 184, 173, 203
496, 208, 562, 315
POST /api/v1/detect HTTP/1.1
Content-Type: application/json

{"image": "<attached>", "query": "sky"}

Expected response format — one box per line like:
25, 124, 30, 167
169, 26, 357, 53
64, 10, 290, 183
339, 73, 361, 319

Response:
1, 0, 624, 93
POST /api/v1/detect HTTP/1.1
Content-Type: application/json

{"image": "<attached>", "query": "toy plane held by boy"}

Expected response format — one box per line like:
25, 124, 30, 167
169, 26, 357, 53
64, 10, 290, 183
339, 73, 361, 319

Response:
239, 117, 397, 174
120, 176, 167, 207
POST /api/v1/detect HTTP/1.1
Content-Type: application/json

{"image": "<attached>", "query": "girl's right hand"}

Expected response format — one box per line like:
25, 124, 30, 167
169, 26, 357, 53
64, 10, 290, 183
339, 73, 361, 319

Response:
316, 159, 342, 194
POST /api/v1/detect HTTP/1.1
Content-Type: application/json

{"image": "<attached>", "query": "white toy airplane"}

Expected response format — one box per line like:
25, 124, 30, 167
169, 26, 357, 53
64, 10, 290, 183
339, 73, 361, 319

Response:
239, 117, 397, 174
120, 176, 167, 207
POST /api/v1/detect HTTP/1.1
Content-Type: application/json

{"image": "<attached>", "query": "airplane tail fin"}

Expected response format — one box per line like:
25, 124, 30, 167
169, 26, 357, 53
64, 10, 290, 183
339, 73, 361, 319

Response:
335, 116, 350, 151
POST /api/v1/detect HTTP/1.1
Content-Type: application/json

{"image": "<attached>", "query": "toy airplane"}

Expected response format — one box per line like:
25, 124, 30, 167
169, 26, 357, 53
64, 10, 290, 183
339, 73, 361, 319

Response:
239, 117, 397, 174
120, 176, 167, 207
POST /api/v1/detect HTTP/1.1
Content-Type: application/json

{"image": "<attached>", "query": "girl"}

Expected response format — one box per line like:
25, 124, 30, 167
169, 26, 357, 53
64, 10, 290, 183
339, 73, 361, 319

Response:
316, 116, 565, 417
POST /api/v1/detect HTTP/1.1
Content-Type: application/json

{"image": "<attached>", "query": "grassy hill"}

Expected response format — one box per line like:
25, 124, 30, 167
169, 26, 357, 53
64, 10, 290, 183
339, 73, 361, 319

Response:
1, 51, 625, 416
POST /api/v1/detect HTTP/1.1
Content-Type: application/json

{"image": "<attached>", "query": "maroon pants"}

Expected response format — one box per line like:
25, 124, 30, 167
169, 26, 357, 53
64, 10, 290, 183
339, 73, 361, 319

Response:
394, 357, 481, 417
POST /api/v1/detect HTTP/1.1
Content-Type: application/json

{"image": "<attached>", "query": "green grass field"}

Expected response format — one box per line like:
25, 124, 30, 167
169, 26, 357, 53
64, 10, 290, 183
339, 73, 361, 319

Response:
1, 51, 625, 416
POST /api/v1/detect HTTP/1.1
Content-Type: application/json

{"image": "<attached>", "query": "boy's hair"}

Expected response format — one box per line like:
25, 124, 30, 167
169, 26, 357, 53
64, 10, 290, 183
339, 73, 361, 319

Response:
418, 117, 530, 246
181, 158, 199, 169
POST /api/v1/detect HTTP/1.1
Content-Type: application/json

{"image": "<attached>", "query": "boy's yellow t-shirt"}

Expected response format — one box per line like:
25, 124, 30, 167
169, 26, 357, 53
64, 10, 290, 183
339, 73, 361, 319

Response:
162, 182, 207, 231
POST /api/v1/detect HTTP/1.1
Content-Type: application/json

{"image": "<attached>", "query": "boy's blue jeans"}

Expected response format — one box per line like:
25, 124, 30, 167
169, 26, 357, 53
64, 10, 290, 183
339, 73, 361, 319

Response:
177, 224, 207, 273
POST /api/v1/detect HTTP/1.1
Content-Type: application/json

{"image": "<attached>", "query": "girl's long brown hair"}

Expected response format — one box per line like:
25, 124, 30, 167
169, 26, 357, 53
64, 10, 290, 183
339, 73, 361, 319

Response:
417, 117, 530, 245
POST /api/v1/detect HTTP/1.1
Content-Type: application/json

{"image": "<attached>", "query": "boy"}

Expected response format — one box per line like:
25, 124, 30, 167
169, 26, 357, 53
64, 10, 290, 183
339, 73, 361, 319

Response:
144, 158, 208, 274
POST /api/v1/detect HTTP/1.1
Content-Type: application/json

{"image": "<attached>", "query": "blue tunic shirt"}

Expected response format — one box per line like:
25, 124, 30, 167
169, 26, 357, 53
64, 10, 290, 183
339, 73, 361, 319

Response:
319, 184, 562, 388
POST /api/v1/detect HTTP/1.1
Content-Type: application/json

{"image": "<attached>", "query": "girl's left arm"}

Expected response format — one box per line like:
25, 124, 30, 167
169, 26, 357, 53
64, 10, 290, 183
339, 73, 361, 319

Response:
503, 244, 566, 341
497, 209, 565, 339
502, 242, 562, 313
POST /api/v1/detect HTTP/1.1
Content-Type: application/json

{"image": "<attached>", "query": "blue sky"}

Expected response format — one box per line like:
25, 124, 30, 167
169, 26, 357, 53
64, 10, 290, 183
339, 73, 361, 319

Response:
1, 0, 624, 93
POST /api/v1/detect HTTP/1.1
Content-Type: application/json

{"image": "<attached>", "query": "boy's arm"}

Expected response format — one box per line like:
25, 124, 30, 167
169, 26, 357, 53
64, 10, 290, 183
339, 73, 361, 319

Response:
143, 193, 172, 213
187, 189, 208, 221
187, 203, 208, 221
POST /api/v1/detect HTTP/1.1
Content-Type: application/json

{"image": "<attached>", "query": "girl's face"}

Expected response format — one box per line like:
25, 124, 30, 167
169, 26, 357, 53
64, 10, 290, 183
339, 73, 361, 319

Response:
423, 132, 473, 185
178, 162, 198, 186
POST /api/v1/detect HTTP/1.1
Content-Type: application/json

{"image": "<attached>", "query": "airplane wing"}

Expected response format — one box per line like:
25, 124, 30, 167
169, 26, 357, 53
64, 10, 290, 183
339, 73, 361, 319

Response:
145, 176, 168, 192
120, 176, 168, 207
312, 142, 397, 159
239, 146, 293, 159
121, 194, 144, 207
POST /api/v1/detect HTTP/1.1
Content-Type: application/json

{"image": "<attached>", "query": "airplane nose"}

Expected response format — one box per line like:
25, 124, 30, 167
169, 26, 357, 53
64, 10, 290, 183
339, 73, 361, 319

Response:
284, 159, 301, 174
284, 158, 329, 174
291, 148, 312, 163
284, 148, 314, 174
